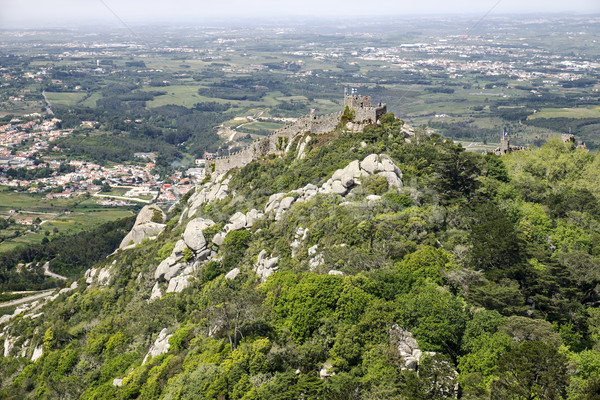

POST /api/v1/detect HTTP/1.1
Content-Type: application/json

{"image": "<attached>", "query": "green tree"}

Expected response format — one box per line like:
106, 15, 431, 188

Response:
491, 341, 568, 400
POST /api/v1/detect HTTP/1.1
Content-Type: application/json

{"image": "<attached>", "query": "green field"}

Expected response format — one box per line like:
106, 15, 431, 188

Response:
0, 188, 137, 252
44, 91, 87, 107
528, 106, 600, 119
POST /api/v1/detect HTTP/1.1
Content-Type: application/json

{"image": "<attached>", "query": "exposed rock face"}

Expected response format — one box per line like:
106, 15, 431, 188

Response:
143, 328, 172, 365
225, 268, 240, 280
149, 282, 163, 301
254, 250, 278, 282
263, 154, 402, 221
183, 218, 214, 252
119, 205, 166, 249
308, 245, 324, 270
166, 274, 191, 293
3, 334, 15, 357
187, 177, 230, 217
31, 345, 43, 362
389, 324, 438, 371
225, 212, 247, 232
297, 135, 311, 160
85, 267, 111, 286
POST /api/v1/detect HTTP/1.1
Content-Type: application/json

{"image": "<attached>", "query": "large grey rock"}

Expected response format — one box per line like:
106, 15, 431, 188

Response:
155, 255, 178, 280
225, 268, 240, 280
135, 204, 166, 225
166, 274, 191, 293
245, 209, 263, 227
212, 232, 225, 246
377, 171, 402, 188
265, 193, 285, 213
172, 240, 187, 257
96, 267, 111, 286
119, 222, 165, 249
164, 263, 187, 281
279, 197, 295, 211
330, 180, 348, 195
183, 218, 214, 251
225, 212, 247, 232
333, 160, 364, 188
31, 345, 43, 362
142, 328, 172, 365
360, 154, 380, 174
149, 282, 162, 301
3, 334, 15, 357
254, 249, 278, 282
297, 135, 311, 160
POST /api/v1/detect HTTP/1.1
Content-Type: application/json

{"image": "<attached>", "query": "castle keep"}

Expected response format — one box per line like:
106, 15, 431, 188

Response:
210, 93, 387, 176
344, 94, 387, 124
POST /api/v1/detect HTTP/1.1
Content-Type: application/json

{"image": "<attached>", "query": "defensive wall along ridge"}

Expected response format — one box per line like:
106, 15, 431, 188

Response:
210, 94, 387, 177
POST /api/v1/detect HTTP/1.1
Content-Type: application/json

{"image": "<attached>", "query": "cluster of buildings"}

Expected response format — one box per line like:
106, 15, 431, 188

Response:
0, 115, 203, 206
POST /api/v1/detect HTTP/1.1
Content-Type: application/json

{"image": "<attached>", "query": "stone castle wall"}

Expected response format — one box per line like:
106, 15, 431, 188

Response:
212, 112, 342, 176
344, 94, 387, 124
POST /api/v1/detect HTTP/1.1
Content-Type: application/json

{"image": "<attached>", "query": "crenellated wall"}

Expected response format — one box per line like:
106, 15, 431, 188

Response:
211, 112, 342, 176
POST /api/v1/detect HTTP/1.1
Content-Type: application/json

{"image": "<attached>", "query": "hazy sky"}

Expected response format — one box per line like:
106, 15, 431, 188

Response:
1, 0, 599, 28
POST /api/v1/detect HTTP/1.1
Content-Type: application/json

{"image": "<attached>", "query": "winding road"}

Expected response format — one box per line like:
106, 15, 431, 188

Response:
43, 262, 67, 280
0, 290, 55, 308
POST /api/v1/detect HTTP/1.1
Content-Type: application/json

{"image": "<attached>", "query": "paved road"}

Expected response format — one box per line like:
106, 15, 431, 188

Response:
94, 193, 152, 204
0, 290, 55, 308
43, 262, 67, 280
41, 91, 54, 115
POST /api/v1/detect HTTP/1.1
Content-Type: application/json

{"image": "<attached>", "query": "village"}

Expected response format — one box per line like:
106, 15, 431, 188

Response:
0, 115, 204, 213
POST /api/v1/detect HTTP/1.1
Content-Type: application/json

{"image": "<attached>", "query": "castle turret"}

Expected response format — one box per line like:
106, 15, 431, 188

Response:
344, 90, 386, 124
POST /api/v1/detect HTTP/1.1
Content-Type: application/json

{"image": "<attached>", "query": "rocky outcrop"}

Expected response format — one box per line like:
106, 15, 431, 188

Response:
149, 282, 162, 302
86, 265, 112, 286
308, 245, 324, 270
263, 154, 402, 218
166, 274, 192, 293
187, 177, 230, 218
225, 268, 240, 280
142, 328, 172, 365
183, 218, 214, 252
119, 205, 166, 249
31, 345, 43, 362
390, 324, 442, 371
254, 250, 278, 282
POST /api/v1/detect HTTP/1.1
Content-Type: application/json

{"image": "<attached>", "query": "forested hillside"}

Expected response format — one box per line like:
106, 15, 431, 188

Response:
1, 114, 600, 399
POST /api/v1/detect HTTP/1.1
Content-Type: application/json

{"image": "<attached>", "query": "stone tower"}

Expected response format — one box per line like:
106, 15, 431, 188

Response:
344, 91, 387, 124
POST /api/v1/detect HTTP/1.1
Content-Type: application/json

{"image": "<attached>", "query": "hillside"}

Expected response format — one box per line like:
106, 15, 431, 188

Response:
1, 113, 600, 399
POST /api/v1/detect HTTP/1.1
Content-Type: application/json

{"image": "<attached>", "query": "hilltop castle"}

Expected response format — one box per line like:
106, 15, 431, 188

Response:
344, 93, 387, 124
210, 92, 387, 176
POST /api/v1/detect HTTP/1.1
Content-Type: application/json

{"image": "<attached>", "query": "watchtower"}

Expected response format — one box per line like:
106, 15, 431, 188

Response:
344, 89, 387, 124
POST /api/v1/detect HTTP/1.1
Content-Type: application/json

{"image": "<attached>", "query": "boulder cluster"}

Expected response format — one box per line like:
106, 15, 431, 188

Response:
119, 205, 166, 250
114, 154, 403, 300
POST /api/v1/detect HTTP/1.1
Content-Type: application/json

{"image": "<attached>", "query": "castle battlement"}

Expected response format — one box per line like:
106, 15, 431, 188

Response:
344, 94, 387, 124
210, 94, 385, 177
